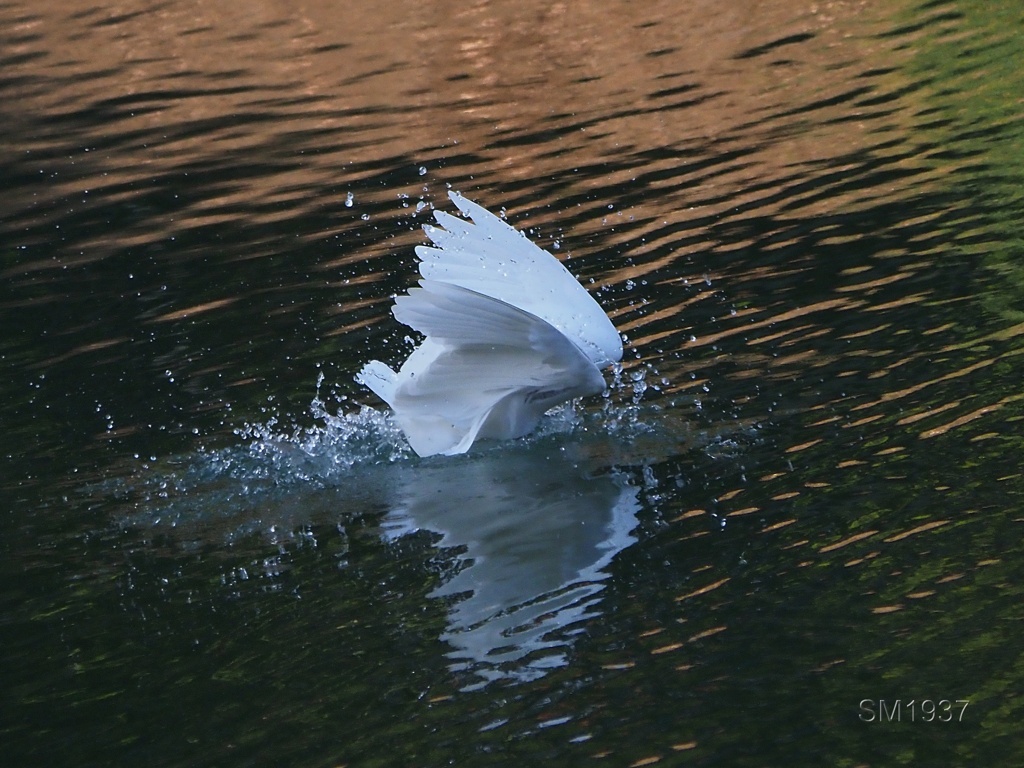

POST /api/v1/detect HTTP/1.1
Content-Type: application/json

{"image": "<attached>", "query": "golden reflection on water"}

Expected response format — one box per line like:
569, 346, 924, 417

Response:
3, 0, 909, 222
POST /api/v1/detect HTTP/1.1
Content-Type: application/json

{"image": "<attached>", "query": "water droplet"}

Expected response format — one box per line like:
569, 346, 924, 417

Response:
345, 192, 354, 207
418, 166, 427, 176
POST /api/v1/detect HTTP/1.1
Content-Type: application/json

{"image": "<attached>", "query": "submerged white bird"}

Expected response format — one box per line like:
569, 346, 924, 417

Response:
356, 191, 622, 457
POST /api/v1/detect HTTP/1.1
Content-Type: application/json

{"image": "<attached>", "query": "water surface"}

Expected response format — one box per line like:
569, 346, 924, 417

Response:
2, 0, 1023, 765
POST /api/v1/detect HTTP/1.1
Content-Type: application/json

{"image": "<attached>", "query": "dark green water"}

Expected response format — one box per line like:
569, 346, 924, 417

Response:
2, 1, 1023, 765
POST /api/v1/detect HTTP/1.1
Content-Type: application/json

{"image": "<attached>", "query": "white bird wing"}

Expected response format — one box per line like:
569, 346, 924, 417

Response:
379, 281, 606, 456
393, 279, 568, 352
415, 191, 622, 367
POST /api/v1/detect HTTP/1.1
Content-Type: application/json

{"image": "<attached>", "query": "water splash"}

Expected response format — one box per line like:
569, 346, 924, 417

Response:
231, 365, 666, 477
100, 361, 682, 540
233, 372, 413, 480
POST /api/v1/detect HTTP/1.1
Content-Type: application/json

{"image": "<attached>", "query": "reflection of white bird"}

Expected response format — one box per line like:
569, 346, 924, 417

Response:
357, 191, 622, 457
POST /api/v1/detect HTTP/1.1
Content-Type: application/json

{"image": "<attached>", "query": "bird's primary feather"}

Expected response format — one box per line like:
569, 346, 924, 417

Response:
417, 193, 622, 367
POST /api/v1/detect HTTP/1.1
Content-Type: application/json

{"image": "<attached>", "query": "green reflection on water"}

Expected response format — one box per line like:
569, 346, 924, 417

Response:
906, 0, 1024, 326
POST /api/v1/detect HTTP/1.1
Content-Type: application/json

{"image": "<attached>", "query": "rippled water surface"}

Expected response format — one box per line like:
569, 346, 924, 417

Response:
3, 0, 1024, 765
